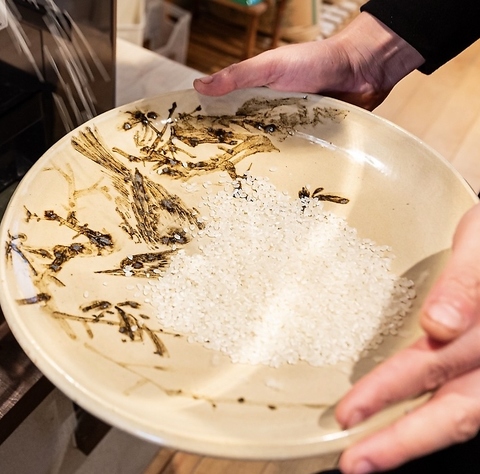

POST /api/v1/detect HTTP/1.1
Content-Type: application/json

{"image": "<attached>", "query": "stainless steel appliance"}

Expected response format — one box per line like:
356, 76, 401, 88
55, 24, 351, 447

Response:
0, 0, 116, 356
0, 1, 116, 439
0, 0, 116, 309
0, 0, 116, 193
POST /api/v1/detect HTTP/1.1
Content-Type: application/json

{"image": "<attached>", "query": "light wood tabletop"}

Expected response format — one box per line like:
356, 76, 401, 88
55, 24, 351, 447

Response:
143, 38, 480, 474
376, 39, 480, 195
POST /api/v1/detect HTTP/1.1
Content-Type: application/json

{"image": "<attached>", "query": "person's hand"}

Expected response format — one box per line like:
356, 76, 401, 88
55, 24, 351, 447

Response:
194, 12, 424, 111
335, 202, 480, 473
420, 202, 480, 342
193, 10, 480, 471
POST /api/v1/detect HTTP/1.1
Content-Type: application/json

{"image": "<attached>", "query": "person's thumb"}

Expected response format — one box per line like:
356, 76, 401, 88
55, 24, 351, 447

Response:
421, 202, 480, 342
193, 54, 276, 97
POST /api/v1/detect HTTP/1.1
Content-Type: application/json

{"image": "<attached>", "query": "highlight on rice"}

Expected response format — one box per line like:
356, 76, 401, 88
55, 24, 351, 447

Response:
134, 172, 416, 368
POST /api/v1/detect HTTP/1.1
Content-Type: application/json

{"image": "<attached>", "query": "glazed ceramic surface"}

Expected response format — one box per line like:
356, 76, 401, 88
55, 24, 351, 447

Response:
0, 88, 477, 459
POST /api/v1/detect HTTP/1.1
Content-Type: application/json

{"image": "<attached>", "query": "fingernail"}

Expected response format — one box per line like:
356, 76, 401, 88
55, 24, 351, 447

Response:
195, 75, 214, 84
428, 303, 463, 330
345, 410, 365, 428
352, 460, 374, 474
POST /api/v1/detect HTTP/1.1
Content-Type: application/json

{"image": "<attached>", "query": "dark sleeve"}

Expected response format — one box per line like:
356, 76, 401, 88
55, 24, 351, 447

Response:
360, 0, 480, 74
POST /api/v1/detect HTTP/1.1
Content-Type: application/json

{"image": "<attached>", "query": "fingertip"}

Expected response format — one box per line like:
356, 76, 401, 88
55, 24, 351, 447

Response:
335, 403, 368, 430
193, 75, 217, 95
193, 69, 240, 96
338, 456, 375, 474
351, 411, 371, 428
421, 303, 467, 343
194, 75, 214, 86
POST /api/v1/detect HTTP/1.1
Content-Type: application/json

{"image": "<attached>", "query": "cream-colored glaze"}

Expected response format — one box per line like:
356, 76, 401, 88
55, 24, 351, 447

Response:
0, 88, 477, 460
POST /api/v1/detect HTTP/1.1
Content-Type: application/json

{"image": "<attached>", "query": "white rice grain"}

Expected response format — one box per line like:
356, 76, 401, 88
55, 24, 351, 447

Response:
140, 174, 415, 367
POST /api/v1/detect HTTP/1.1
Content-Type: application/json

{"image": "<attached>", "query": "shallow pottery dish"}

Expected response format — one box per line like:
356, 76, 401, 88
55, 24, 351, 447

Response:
0, 88, 477, 460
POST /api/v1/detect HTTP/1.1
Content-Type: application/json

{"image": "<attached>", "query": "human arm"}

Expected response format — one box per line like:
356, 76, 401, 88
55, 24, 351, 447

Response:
361, 0, 480, 74
194, 11, 425, 110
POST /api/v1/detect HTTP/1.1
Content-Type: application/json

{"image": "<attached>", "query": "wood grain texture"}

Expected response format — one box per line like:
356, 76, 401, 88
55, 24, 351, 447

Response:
375, 41, 480, 193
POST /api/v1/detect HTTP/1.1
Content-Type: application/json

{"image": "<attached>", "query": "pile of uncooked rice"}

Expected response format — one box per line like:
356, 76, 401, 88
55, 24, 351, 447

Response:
136, 173, 415, 367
